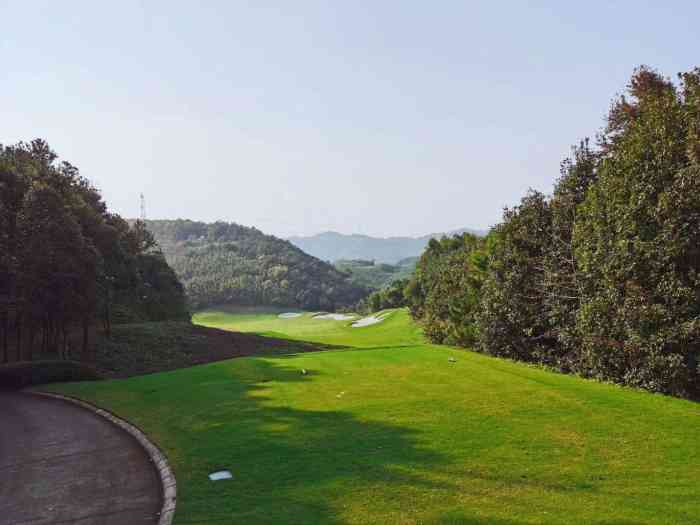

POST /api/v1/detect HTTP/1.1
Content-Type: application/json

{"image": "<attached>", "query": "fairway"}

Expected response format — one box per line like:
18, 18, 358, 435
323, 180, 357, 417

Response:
44, 309, 700, 524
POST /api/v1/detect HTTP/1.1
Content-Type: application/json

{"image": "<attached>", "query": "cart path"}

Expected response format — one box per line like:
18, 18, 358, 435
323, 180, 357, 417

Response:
0, 392, 161, 525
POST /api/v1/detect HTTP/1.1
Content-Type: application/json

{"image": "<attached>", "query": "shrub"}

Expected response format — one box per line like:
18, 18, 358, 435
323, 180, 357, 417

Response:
0, 360, 101, 390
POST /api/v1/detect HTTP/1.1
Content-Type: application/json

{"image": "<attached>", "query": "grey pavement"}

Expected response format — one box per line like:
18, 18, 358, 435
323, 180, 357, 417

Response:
0, 392, 161, 525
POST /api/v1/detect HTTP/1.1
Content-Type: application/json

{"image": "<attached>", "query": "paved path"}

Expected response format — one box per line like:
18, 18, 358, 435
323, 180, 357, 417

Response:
0, 392, 161, 525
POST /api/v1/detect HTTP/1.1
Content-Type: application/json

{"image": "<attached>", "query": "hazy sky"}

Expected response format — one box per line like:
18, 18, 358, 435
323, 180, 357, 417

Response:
2, 2, 699, 238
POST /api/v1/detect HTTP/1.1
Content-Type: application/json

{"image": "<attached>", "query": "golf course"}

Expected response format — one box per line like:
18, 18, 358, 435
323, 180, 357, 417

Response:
42, 308, 700, 525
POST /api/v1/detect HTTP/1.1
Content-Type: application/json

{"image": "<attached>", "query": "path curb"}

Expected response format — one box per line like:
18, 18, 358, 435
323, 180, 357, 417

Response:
31, 391, 177, 525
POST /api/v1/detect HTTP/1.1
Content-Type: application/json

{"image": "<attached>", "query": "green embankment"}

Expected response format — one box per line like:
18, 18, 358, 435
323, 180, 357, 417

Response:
44, 308, 700, 524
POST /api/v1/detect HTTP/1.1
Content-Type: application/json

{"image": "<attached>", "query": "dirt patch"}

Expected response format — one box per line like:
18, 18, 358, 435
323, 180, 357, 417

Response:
94, 321, 345, 379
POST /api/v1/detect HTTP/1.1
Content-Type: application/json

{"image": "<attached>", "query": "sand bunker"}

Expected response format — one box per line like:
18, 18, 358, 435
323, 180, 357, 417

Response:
352, 313, 389, 328
278, 312, 303, 319
313, 313, 357, 321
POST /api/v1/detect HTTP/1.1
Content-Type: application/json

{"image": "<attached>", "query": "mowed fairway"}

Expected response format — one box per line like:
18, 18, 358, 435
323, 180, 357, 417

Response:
44, 309, 699, 524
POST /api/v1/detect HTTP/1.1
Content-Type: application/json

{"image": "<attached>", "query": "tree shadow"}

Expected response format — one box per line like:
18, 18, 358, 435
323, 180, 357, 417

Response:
425, 514, 644, 525
142, 356, 450, 524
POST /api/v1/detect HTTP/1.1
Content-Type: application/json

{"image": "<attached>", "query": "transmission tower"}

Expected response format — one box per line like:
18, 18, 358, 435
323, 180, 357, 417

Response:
140, 193, 147, 221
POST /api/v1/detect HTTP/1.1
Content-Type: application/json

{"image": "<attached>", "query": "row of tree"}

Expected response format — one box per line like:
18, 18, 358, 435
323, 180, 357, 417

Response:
335, 258, 417, 290
145, 220, 369, 310
356, 278, 410, 314
406, 67, 700, 398
0, 140, 189, 363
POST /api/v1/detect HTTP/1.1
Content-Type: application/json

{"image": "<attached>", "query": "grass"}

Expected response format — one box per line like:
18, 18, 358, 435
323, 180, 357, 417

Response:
42, 308, 700, 524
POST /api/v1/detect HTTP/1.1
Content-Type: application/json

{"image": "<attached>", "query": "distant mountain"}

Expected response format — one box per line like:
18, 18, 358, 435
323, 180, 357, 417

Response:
288, 228, 488, 264
145, 220, 368, 310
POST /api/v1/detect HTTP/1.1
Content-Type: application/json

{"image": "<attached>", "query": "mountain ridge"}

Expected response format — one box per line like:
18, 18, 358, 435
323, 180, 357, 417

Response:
288, 227, 488, 264
144, 219, 368, 310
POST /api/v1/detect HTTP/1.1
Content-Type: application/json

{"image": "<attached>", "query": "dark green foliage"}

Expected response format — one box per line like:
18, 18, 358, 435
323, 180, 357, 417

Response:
335, 258, 417, 290
541, 141, 599, 368
408, 67, 700, 397
407, 233, 489, 346
0, 140, 189, 364
478, 192, 553, 360
572, 68, 700, 396
0, 360, 100, 389
357, 278, 410, 314
146, 220, 369, 311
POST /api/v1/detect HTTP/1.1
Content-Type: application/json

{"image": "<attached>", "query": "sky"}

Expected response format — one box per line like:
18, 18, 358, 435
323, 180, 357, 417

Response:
2, 1, 699, 238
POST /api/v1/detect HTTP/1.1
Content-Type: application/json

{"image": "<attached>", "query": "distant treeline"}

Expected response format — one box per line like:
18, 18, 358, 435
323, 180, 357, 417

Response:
334, 257, 417, 290
145, 220, 369, 311
405, 67, 700, 398
0, 140, 189, 363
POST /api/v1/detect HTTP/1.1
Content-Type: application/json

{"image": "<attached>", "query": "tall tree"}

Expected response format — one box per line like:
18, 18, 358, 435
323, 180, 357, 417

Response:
540, 140, 598, 369
573, 67, 700, 395
478, 191, 553, 362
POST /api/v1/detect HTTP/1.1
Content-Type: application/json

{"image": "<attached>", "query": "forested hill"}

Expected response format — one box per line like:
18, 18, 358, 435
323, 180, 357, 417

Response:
145, 220, 369, 310
289, 228, 487, 264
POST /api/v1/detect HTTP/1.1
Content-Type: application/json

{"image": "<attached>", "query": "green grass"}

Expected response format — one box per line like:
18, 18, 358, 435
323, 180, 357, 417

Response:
195, 307, 423, 348
43, 308, 700, 524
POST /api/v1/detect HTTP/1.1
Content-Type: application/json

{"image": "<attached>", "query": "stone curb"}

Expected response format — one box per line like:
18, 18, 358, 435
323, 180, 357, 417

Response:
31, 391, 177, 525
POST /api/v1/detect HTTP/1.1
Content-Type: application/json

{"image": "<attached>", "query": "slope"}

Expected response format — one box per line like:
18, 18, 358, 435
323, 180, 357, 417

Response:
145, 220, 368, 310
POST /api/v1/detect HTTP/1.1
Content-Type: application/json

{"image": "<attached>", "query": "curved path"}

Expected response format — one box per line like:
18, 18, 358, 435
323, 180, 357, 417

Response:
0, 392, 162, 525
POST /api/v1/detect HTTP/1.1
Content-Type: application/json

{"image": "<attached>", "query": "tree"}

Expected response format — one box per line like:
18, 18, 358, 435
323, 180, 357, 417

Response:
0, 140, 189, 364
406, 233, 489, 346
478, 192, 553, 362
17, 185, 97, 359
573, 67, 700, 395
540, 140, 599, 369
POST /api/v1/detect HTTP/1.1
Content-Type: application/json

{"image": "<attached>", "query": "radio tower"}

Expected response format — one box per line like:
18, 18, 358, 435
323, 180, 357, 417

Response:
140, 193, 147, 222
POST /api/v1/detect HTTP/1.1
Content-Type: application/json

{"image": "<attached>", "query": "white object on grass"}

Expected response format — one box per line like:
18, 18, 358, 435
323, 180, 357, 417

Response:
351, 312, 389, 328
209, 470, 233, 481
313, 313, 357, 321
278, 312, 302, 319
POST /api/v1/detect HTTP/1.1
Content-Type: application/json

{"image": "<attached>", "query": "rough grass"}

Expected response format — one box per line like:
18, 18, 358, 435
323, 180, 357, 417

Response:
43, 308, 700, 524
93, 320, 337, 378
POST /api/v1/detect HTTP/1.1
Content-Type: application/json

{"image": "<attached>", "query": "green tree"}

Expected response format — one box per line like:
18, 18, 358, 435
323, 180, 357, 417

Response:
573, 67, 700, 395
478, 191, 552, 362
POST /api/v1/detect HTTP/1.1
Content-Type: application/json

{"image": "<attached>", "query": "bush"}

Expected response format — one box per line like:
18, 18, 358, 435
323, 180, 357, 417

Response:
0, 360, 101, 390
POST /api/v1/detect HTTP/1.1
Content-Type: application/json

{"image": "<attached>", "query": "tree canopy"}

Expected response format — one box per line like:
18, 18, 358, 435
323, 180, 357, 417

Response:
0, 140, 189, 363
407, 67, 700, 398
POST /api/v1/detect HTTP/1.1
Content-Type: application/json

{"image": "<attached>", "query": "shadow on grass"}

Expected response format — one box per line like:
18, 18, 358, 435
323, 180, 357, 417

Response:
156, 356, 450, 524
90, 322, 353, 379
426, 515, 644, 525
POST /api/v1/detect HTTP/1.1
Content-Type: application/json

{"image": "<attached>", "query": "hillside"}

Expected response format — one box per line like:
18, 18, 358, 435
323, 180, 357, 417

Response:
288, 228, 488, 263
145, 219, 368, 310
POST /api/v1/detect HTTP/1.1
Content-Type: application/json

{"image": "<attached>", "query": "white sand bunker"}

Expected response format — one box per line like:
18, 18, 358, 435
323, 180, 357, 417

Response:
313, 313, 357, 321
352, 313, 390, 328
278, 312, 303, 319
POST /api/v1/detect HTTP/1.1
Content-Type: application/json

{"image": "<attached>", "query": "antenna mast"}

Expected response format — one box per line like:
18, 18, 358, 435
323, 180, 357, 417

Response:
140, 193, 147, 222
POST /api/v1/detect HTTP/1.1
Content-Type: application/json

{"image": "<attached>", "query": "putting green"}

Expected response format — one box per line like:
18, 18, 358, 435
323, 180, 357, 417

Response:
45, 308, 700, 524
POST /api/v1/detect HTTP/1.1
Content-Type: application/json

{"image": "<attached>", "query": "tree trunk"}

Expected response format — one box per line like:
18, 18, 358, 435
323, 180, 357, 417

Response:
28, 324, 36, 361
62, 324, 68, 360
104, 288, 112, 338
41, 319, 47, 356
82, 319, 89, 361
16, 313, 22, 362
1, 313, 7, 364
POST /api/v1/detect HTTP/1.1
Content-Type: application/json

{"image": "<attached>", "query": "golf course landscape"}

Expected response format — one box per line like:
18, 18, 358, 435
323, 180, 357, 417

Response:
42, 308, 700, 525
